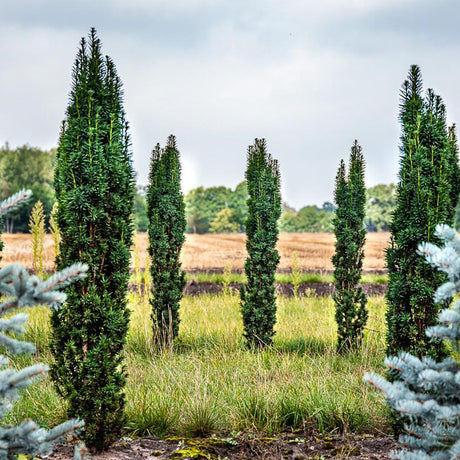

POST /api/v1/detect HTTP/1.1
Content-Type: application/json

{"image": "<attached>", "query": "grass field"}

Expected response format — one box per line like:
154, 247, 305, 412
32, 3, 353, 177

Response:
7, 292, 390, 437
1, 231, 391, 441
0, 231, 390, 272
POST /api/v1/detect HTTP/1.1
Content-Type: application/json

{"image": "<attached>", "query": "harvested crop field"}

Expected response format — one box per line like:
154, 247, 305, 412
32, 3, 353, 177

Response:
0, 232, 390, 273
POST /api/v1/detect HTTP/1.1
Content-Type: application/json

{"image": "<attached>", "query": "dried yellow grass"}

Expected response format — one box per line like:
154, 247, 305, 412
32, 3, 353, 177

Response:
1, 232, 390, 272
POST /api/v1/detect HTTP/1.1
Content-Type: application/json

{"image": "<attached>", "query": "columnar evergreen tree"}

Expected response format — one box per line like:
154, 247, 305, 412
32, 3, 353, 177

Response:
0, 192, 87, 459
240, 138, 281, 348
386, 65, 460, 359
147, 135, 186, 347
447, 125, 460, 227
50, 29, 135, 451
448, 126, 460, 230
332, 141, 367, 350
365, 224, 460, 459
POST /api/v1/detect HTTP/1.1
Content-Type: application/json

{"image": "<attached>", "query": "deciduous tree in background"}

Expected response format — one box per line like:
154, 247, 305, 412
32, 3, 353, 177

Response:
240, 138, 281, 348
0, 144, 55, 232
134, 186, 149, 232
209, 207, 239, 233
147, 136, 186, 347
332, 141, 367, 351
365, 184, 396, 232
185, 182, 248, 233
51, 28, 135, 451
386, 65, 460, 359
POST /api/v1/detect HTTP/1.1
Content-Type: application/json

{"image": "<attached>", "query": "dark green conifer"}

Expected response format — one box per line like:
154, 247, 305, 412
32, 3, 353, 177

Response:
147, 135, 186, 347
447, 124, 460, 210
332, 141, 367, 350
50, 28, 135, 451
386, 65, 460, 359
240, 138, 281, 348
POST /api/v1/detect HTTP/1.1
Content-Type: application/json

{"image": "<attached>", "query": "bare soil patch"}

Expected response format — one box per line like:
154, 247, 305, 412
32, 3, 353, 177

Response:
49, 432, 397, 459
183, 281, 387, 297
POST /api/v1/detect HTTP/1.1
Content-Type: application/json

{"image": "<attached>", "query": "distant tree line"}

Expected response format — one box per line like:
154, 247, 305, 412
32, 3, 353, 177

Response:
0, 144, 423, 234
141, 181, 397, 233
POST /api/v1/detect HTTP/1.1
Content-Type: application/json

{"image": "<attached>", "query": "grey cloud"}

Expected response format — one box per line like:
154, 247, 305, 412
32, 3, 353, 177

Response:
2, 0, 460, 208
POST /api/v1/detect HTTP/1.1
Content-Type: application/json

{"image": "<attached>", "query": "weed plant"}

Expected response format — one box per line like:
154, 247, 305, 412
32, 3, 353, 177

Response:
6, 294, 390, 438
48, 202, 60, 268
29, 200, 45, 276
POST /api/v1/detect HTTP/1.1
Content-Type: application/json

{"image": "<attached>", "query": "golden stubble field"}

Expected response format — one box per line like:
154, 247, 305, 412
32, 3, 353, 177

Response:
0, 232, 390, 272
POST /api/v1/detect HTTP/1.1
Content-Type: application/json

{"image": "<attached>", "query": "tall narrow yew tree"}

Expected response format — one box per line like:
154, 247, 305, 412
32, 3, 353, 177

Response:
51, 29, 135, 451
240, 138, 281, 348
332, 141, 367, 350
386, 65, 460, 359
147, 135, 186, 347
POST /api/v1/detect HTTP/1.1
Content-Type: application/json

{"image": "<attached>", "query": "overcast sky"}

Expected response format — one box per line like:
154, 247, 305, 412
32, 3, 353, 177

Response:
1, 0, 460, 209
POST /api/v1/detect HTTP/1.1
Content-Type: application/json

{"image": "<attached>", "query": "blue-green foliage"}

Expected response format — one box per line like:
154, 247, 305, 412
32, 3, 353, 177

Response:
0, 193, 87, 459
365, 224, 460, 459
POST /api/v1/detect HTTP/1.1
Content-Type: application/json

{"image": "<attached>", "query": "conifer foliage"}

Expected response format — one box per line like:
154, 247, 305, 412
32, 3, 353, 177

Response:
365, 224, 460, 459
0, 192, 87, 459
147, 135, 186, 347
240, 139, 281, 348
386, 65, 460, 359
51, 29, 135, 451
332, 141, 367, 350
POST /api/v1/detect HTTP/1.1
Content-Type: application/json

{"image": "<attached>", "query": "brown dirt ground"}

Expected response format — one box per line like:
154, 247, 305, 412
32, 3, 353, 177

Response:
49, 431, 398, 459
182, 281, 386, 297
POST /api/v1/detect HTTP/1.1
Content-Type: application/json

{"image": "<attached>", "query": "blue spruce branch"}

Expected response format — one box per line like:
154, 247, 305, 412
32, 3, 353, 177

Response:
0, 190, 32, 216
365, 224, 460, 459
0, 224, 88, 459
